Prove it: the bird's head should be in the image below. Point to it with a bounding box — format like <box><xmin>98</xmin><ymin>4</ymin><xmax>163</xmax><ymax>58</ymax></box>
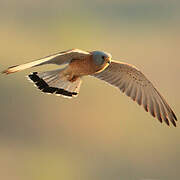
<box><xmin>92</xmin><ymin>51</ymin><xmax>112</xmax><ymax>66</ymax></box>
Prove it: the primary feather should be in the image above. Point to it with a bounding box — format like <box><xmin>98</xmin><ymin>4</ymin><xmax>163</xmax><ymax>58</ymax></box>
<box><xmin>92</xmin><ymin>60</ymin><xmax>177</xmax><ymax>127</ymax></box>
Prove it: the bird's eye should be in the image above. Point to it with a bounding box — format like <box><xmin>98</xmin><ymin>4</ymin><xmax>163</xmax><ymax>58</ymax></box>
<box><xmin>102</xmin><ymin>56</ymin><xmax>105</xmax><ymax>60</ymax></box>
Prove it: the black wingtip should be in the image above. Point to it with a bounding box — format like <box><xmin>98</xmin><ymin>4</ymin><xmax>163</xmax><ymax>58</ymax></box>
<box><xmin>28</xmin><ymin>72</ymin><xmax>77</xmax><ymax>97</ymax></box>
<box><xmin>171</xmin><ymin>120</ymin><xmax>177</xmax><ymax>127</ymax></box>
<box><xmin>172</xmin><ymin>111</ymin><xmax>177</xmax><ymax>121</ymax></box>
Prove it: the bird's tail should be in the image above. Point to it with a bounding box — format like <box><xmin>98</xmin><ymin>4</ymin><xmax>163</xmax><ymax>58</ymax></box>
<box><xmin>2</xmin><ymin>58</ymin><xmax>49</xmax><ymax>74</ymax></box>
<box><xmin>28</xmin><ymin>68</ymin><xmax>82</xmax><ymax>98</ymax></box>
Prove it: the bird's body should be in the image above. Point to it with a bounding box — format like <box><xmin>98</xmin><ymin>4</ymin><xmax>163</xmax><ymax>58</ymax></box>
<box><xmin>2</xmin><ymin>49</ymin><xmax>177</xmax><ymax>126</ymax></box>
<box><xmin>66</xmin><ymin>56</ymin><xmax>99</xmax><ymax>77</ymax></box>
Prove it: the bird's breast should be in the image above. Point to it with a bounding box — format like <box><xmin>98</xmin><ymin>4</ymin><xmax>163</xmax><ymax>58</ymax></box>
<box><xmin>66</xmin><ymin>56</ymin><xmax>105</xmax><ymax>76</ymax></box>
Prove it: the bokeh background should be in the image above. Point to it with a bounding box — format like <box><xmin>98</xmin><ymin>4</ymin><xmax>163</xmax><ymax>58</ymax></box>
<box><xmin>0</xmin><ymin>0</ymin><xmax>180</xmax><ymax>180</ymax></box>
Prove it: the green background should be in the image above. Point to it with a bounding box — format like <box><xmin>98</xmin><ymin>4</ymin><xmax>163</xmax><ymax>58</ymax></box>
<box><xmin>0</xmin><ymin>0</ymin><xmax>180</xmax><ymax>180</ymax></box>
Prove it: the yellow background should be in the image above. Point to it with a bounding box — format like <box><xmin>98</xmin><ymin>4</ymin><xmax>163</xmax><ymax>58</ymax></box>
<box><xmin>0</xmin><ymin>1</ymin><xmax>180</xmax><ymax>180</ymax></box>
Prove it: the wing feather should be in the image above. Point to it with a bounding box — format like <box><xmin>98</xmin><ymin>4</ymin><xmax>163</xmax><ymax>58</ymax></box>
<box><xmin>2</xmin><ymin>49</ymin><xmax>90</xmax><ymax>74</ymax></box>
<box><xmin>130</xmin><ymin>85</ymin><xmax>137</xmax><ymax>101</ymax></box>
<box><xmin>44</xmin><ymin>49</ymin><xmax>90</xmax><ymax>65</ymax></box>
<box><xmin>92</xmin><ymin>60</ymin><xmax>177</xmax><ymax>126</ymax></box>
<box><xmin>136</xmin><ymin>86</ymin><xmax>142</xmax><ymax>105</ymax></box>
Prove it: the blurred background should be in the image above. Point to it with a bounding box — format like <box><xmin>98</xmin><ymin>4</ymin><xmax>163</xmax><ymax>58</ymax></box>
<box><xmin>0</xmin><ymin>0</ymin><xmax>180</xmax><ymax>180</ymax></box>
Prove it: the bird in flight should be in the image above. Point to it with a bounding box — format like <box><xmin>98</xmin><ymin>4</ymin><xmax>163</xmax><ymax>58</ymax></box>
<box><xmin>2</xmin><ymin>49</ymin><xmax>177</xmax><ymax>126</ymax></box>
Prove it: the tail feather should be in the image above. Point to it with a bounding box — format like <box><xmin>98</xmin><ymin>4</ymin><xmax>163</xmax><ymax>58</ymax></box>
<box><xmin>28</xmin><ymin>69</ymin><xmax>82</xmax><ymax>98</ymax></box>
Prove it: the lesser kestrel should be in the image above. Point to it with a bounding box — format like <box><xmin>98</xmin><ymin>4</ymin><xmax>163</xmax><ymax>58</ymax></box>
<box><xmin>2</xmin><ymin>49</ymin><xmax>177</xmax><ymax>126</ymax></box>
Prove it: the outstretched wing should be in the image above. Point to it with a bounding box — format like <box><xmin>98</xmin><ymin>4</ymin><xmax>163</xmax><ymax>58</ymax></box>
<box><xmin>41</xmin><ymin>49</ymin><xmax>90</xmax><ymax>65</ymax></box>
<box><xmin>92</xmin><ymin>60</ymin><xmax>177</xmax><ymax>126</ymax></box>
<box><xmin>2</xmin><ymin>49</ymin><xmax>90</xmax><ymax>74</ymax></box>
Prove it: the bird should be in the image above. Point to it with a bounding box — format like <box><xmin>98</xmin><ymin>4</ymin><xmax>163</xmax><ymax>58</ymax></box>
<box><xmin>2</xmin><ymin>49</ymin><xmax>177</xmax><ymax>126</ymax></box>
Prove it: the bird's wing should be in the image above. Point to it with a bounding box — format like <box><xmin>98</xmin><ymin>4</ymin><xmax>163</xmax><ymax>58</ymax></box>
<box><xmin>92</xmin><ymin>60</ymin><xmax>177</xmax><ymax>126</ymax></box>
<box><xmin>2</xmin><ymin>49</ymin><xmax>90</xmax><ymax>74</ymax></box>
<box><xmin>42</xmin><ymin>49</ymin><xmax>90</xmax><ymax>65</ymax></box>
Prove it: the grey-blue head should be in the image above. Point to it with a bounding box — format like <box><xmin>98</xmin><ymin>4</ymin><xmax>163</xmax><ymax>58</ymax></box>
<box><xmin>92</xmin><ymin>51</ymin><xmax>112</xmax><ymax>66</ymax></box>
